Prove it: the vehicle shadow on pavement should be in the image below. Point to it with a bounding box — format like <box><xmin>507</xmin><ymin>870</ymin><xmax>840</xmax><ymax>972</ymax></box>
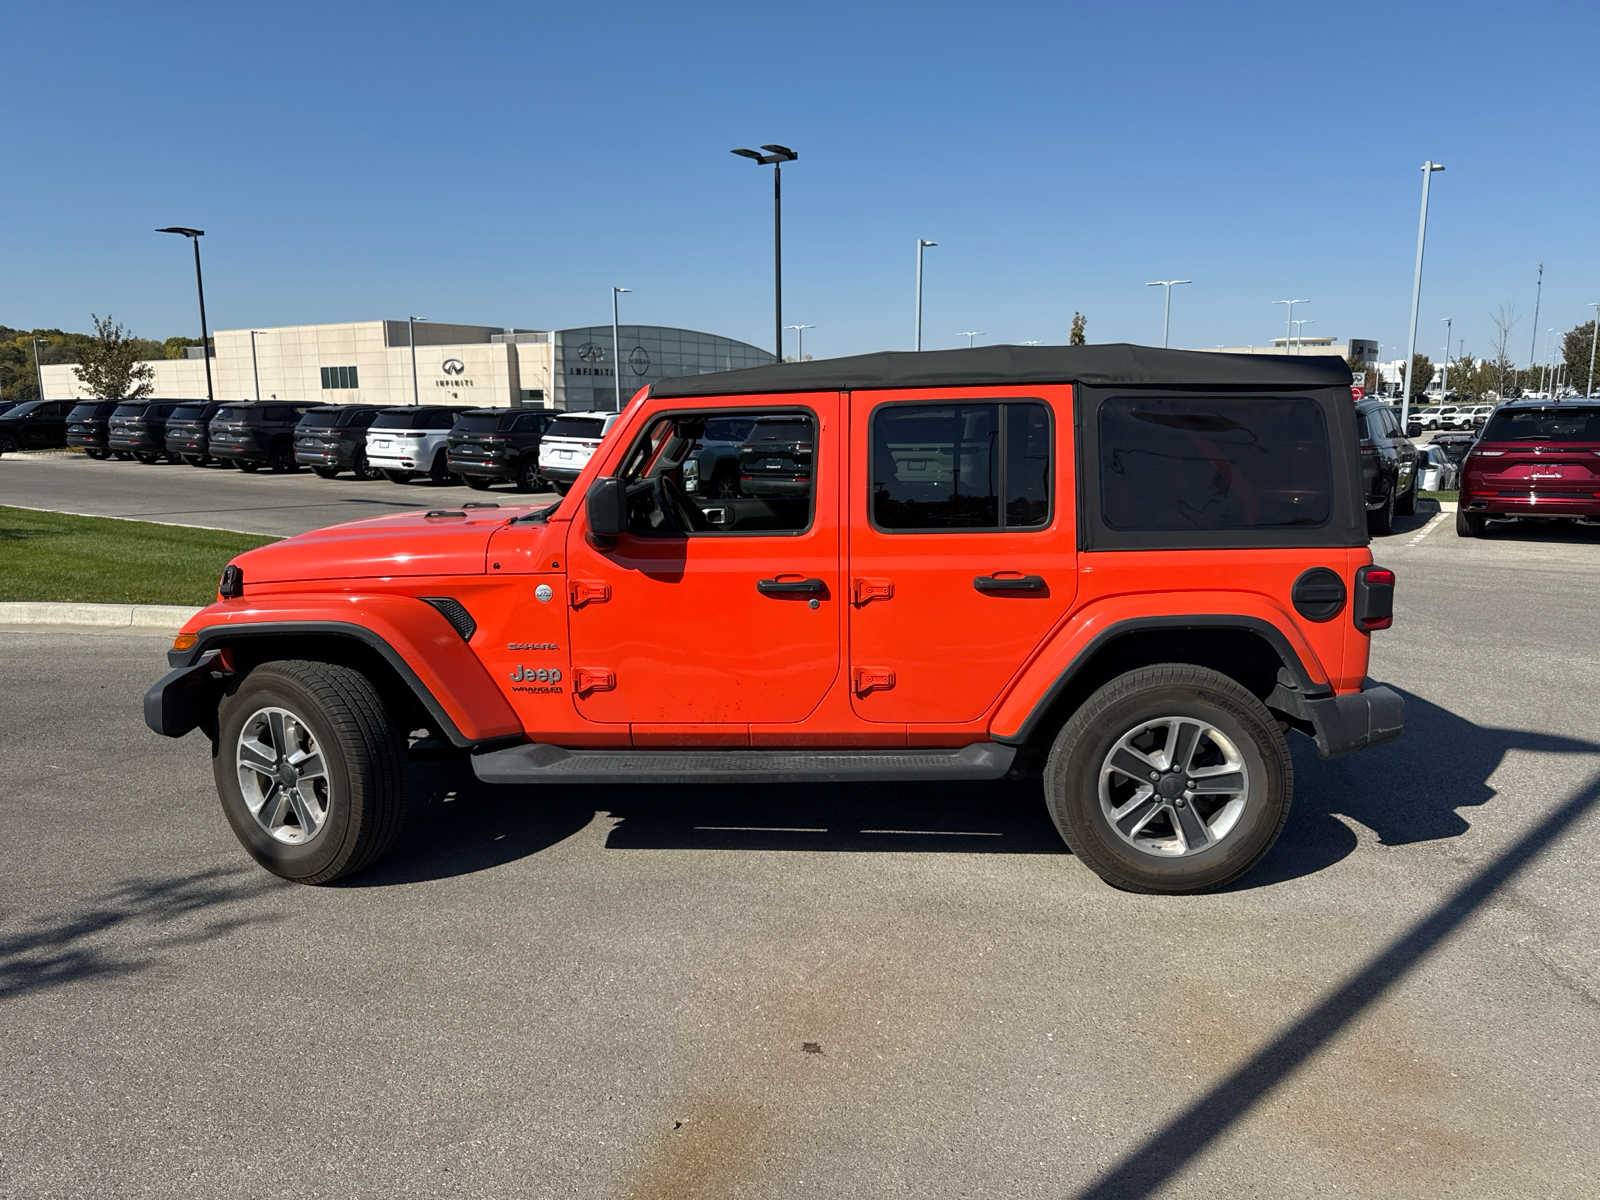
<box><xmin>1235</xmin><ymin>688</ymin><xmax>1599</xmax><ymax>890</ymax></box>
<box><xmin>0</xmin><ymin>866</ymin><xmax>287</xmax><ymax>1004</ymax></box>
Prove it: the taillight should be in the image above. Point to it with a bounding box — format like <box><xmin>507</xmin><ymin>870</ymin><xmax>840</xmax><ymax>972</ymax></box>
<box><xmin>1471</xmin><ymin>449</ymin><xmax>1503</xmax><ymax>458</ymax></box>
<box><xmin>1353</xmin><ymin>564</ymin><xmax>1395</xmax><ymax>632</ymax></box>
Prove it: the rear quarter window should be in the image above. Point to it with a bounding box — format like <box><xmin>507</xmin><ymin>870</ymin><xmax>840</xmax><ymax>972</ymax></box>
<box><xmin>1098</xmin><ymin>395</ymin><xmax>1332</xmax><ymax>532</ymax></box>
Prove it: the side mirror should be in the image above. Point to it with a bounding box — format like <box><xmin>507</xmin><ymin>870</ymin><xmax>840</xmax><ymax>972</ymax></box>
<box><xmin>586</xmin><ymin>476</ymin><xmax>625</xmax><ymax>547</ymax></box>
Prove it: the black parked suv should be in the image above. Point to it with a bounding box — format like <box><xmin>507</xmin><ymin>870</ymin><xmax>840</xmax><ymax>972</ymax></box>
<box><xmin>446</xmin><ymin>408</ymin><xmax>559</xmax><ymax>492</ymax></box>
<box><xmin>0</xmin><ymin>399</ymin><xmax>71</xmax><ymax>452</ymax></box>
<box><xmin>164</xmin><ymin>401</ymin><xmax>225</xmax><ymax>466</ymax></box>
<box><xmin>294</xmin><ymin>404</ymin><xmax>386</xmax><ymax>479</ymax></box>
<box><xmin>683</xmin><ymin>415</ymin><xmax>756</xmax><ymax>497</ymax></box>
<box><xmin>737</xmin><ymin>414</ymin><xmax>815</xmax><ymax>497</ymax></box>
<box><xmin>65</xmin><ymin>400</ymin><xmax>120</xmax><ymax>458</ymax></box>
<box><xmin>108</xmin><ymin>400</ymin><xmax>184</xmax><ymax>463</ymax></box>
<box><xmin>1356</xmin><ymin>398</ymin><xmax>1419</xmax><ymax>535</ymax></box>
<box><xmin>209</xmin><ymin>402</ymin><xmax>314</xmax><ymax>472</ymax></box>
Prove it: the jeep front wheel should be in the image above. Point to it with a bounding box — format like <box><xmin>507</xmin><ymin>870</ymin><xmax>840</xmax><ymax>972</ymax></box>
<box><xmin>1043</xmin><ymin>663</ymin><xmax>1291</xmax><ymax>894</ymax></box>
<box><xmin>213</xmin><ymin>660</ymin><xmax>405</xmax><ymax>884</ymax></box>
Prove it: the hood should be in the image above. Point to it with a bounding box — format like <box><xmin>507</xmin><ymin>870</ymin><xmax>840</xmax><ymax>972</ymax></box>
<box><xmin>233</xmin><ymin>506</ymin><xmax>544</xmax><ymax>585</ymax></box>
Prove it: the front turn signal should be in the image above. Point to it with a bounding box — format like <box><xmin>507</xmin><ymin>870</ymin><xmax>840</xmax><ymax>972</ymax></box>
<box><xmin>172</xmin><ymin>633</ymin><xmax>198</xmax><ymax>652</ymax></box>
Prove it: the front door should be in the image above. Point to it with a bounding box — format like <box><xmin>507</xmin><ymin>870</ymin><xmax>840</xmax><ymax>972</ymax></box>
<box><xmin>847</xmin><ymin>386</ymin><xmax>1077</xmax><ymax>726</ymax></box>
<box><xmin>564</xmin><ymin>394</ymin><xmax>842</xmax><ymax>731</ymax></box>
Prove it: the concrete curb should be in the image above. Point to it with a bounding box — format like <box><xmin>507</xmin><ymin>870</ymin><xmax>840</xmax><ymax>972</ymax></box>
<box><xmin>0</xmin><ymin>602</ymin><xmax>201</xmax><ymax>630</ymax></box>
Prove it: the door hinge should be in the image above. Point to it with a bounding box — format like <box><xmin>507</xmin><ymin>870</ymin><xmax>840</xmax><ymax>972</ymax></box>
<box><xmin>569</xmin><ymin>579</ymin><xmax>612</xmax><ymax>608</ymax></box>
<box><xmin>573</xmin><ymin>668</ymin><xmax>616</xmax><ymax>696</ymax></box>
<box><xmin>852</xmin><ymin>578</ymin><xmax>894</xmax><ymax>606</ymax></box>
<box><xmin>852</xmin><ymin>667</ymin><xmax>896</xmax><ymax>696</ymax></box>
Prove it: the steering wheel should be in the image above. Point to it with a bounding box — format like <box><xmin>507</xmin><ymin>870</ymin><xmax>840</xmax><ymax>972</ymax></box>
<box><xmin>653</xmin><ymin>472</ymin><xmax>714</xmax><ymax>533</ymax></box>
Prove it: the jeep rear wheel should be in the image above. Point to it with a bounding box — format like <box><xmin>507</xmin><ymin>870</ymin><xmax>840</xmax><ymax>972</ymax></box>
<box><xmin>1043</xmin><ymin>664</ymin><xmax>1292</xmax><ymax>894</ymax></box>
<box><xmin>213</xmin><ymin>660</ymin><xmax>404</xmax><ymax>884</ymax></box>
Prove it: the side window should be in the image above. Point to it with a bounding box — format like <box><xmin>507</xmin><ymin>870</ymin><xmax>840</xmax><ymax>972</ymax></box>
<box><xmin>1098</xmin><ymin>395</ymin><xmax>1332</xmax><ymax>532</ymax></box>
<box><xmin>622</xmin><ymin>409</ymin><xmax>817</xmax><ymax>536</ymax></box>
<box><xmin>870</xmin><ymin>401</ymin><xmax>1052</xmax><ymax>531</ymax></box>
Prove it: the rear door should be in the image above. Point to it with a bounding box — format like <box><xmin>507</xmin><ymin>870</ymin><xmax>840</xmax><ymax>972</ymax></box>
<box><xmin>846</xmin><ymin>386</ymin><xmax>1076</xmax><ymax>725</ymax></box>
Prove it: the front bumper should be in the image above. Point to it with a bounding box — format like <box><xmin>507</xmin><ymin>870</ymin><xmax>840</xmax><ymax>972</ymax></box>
<box><xmin>1296</xmin><ymin>685</ymin><xmax>1405</xmax><ymax>759</ymax></box>
<box><xmin>143</xmin><ymin>651</ymin><xmax>229</xmax><ymax>738</ymax></box>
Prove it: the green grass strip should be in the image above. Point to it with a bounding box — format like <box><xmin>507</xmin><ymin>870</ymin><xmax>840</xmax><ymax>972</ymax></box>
<box><xmin>0</xmin><ymin>506</ymin><xmax>277</xmax><ymax>605</ymax></box>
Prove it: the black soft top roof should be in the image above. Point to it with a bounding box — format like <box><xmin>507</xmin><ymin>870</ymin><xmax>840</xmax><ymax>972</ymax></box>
<box><xmin>650</xmin><ymin>343</ymin><xmax>1351</xmax><ymax>399</ymax></box>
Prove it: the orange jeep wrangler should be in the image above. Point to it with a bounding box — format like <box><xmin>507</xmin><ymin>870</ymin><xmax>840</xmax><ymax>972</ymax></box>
<box><xmin>145</xmin><ymin>345</ymin><xmax>1402</xmax><ymax>893</ymax></box>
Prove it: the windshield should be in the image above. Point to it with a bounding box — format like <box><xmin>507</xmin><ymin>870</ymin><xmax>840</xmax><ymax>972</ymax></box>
<box><xmin>1481</xmin><ymin>406</ymin><xmax>1600</xmax><ymax>442</ymax></box>
<box><xmin>547</xmin><ymin>415</ymin><xmax>609</xmax><ymax>439</ymax></box>
<box><xmin>6</xmin><ymin>400</ymin><xmax>48</xmax><ymax>417</ymax></box>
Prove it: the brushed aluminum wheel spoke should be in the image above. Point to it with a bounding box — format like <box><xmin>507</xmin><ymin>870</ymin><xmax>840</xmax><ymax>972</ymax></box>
<box><xmin>235</xmin><ymin>706</ymin><xmax>333</xmax><ymax>846</ymax></box>
<box><xmin>1172</xmin><ymin>801</ymin><xmax>1211</xmax><ymax>851</ymax></box>
<box><xmin>1099</xmin><ymin>715</ymin><xmax>1250</xmax><ymax>859</ymax></box>
<box><xmin>238</xmin><ymin>738</ymin><xmax>277</xmax><ymax>778</ymax></box>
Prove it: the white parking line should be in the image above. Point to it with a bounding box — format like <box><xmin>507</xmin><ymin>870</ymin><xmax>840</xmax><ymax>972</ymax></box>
<box><xmin>1406</xmin><ymin>511</ymin><xmax>1448</xmax><ymax>547</ymax></box>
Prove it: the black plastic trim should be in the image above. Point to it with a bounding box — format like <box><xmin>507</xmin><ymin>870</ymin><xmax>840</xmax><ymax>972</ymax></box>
<box><xmin>470</xmin><ymin>741</ymin><xmax>1016</xmax><ymax>785</ymax></box>
<box><xmin>1290</xmin><ymin>567</ymin><xmax>1346</xmax><ymax>622</ymax></box>
<box><xmin>1296</xmin><ymin>685</ymin><xmax>1405</xmax><ymax>758</ymax></box>
<box><xmin>167</xmin><ymin>621</ymin><xmax>480</xmax><ymax>748</ymax></box>
<box><xmin>143</xmin><ymin>651</ymin><xmax>227</xmax><ymax>738</ymax></box>
<box><xmin>998</xmin><ymin>614</ymin><xmax>1329</xmax><ymax>747</ymax></box>
<box><xmin>421</xmin><ymin>596</ymin><xmax>476</xmax><ymax>641</ymax></box>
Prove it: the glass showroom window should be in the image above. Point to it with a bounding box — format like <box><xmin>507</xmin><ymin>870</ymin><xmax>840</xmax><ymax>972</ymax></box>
<box><xmin>320</xmin><ymin>366</ymin><xmax>360</xmax><ymax>389</ymax></box>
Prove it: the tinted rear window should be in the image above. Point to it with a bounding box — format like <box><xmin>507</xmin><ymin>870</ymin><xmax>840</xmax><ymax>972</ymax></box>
<box><xmin>547</xmin><ymin>415</ymin><xmax>609</xmax><ymax>439</ymax></box>
<box><xmin>111</xmin><ymin>403</ymin><xmax>146</xmax><ymax>419</ymax></box>
<box><xmin>69</xmin><ymin>403</ymin><xmax>107</xmax><ymax>419</ymax></box>
<box><xmin>298</xmin><ymin>409</ymin><xmax>341</xmax><ymax>428</ymax></box>
<box><xmin>744</xmin><ymin>418</ymin><xmax>813</xmax><ymax>445</ymax></box>
<box><xmin>1099</xmin><ymin>395</ymin><xmax>1332</xmax><ymax>531</ymax></box>
<box><xmin>372</xmin><ymin>410</ymin><xmax>438</xmax><ymax>430</ymax></box>
<box><xmin>169</xmin><ymin>404</ymin><xmax>210</xmax><ymax>421</ymax></box>
<box><xmin>1481</xmin><ymin>406</ymin><xmax>1600</xmax><ymax>442</ymax></box>
<box><xmin>453</xmin><ymin>412</ymin><xmax>508</xmax><ymax>433</ymax></box>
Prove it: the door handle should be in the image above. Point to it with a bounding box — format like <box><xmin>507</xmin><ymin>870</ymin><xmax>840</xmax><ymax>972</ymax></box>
<box><xmin>757</xmin><ymin>577</ymin><xmax>827</xmax><ymax>597</ymax></box>
<box><xmin>973</xmin><ymin>573</ymin><xmax>1046</xmax><ymax>594</ymax></box>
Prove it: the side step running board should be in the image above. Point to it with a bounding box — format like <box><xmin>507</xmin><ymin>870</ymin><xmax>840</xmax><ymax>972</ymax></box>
<box><xmin>469</xmin><ymin>742</ymin><xmax>1016</xmax><ymax>785</ymax></box>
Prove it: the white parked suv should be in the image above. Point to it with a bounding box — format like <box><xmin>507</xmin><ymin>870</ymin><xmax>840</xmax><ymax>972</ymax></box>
<box><xmin>364</xmin><ymin>406</ymin><xmax>465</xmax><ymax>484</ymax></box>
<box><xmin>537</xmin><ymin>411</ymin><xmax>620</xmax><ymax>494</ymax></box>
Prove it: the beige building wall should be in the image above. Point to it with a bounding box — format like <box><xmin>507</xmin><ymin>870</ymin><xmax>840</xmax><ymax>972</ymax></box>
<box><xmin>41</xmin><ymin>358</ymin><xmax>215</xmax><ymax>400</ymax></box>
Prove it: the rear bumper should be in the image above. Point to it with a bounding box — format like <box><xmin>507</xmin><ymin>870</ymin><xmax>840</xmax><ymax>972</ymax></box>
<box><xmin>741</xmin><ymin>476</ymin><xmax>811</xmax><ymax>497</ymax></box>
<box><xmin>66</xmin><ymin>432</ymin><xmax>107</xmax><ymax>448</ymax></box>
<box><xmin>108</xmin><ymin>434</ymin><xmax>162</xmax><ymax>452</ymax></box>
<box><xmin>538</xmin><ymin>465</ymin><xmax>582</xmax><ymax>485</ymax></box>
<box><xmin>1296</xmin><ymin>685</ymin><xmax>1406</xmax><ymax>759</ymax></box>
<box><xmin>449</xmin><ymin>457</ymin><xmax>510</xmax><ymax>479</ymax></box>
<box><xmin>143</xmin><ymin>652</ymin><xmax>228</xmax><ymax>738</ymax></box>
<box><xmin>294</xmin><ymin>446</ymin><xmax>348</xmax><ymax>467</ymax></box>
<box><xmin>210</xmin><ymin>439</ymin><xmax>269</xmax><ymax>462</ymax></box>
<box><xmin>1462</xmin><ymin>492</ymin><xmax>1600</xmax><ymax>518</ymax></box>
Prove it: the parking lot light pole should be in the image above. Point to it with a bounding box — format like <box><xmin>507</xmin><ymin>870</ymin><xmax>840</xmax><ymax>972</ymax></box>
<box><xmin>249</xmin><ymin>330</ymin><xmax>263</xmax><ymax>402</ymax></box>
<box><xmin>156</xmin><ymin>227</ymin><xmax>214</xmax><ymax>405</ymax></box>
<box><xmin>31</xmin><ymin>335</ymin><xmax>49</xmax><ymax>400</ymax></box>
<box><xmin>915</xmin><ymin>239</ymin><xmax>937</xmax><ymax>350</ymax></box>
<box><xmin>731</xmin><ymin>144</ymin><xmax>797</xmax><ymax>359</ymax></box>
<box><xmin>1587</xmin><ymin>302</ymin><xmax>1599</xmax><ymax>398</ymax></box>
<box><xmin>1145</xmin><ymin>279</ymin><xmax>1191</xmax><ymax>348</ymax></box>
<box><xmin>1400</xmin><ymin>161</ymin><xmax>1444</xmax><ymax>434</ymax></box>
<box><xmin>785</xmin><ymin>322</ymin><xmax>814</xmax><ymax>362</ymax></box>
<box><xmin>408</xmin><ymin>316</ymin><xmax>426</xmax><ymax>406</ymax></box>
<box><xmin>960</xmin><ymin>330</ymin><xmax>985</xmax><ymax>348</ymax></box>
<box><xmin>612</xmin><ymin>287</ymin><xmax>630</xmax><ymax>411</ymax></box>
<box><xmin>1439</xmin><ymin>317</ymin><xmax>1452</xmax><ymax>399</ymax></box>
<box><xmin>1273</xmin><ymin>298</ymin><xmax>1309</xmax><ymax>355</ymax></box>
<box><xmin>1291</xmin><ymin>319</ymin><xmax>1315</xmax><ymax>352</ymax></box>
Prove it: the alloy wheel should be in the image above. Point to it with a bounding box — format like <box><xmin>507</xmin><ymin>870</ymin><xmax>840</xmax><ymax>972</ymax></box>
<box><xmin>235</xmin><ymin>706</ymin><xmax>332</xmax><ymax>845</ymax></box>
<box><xmin>1097</xmin><ymin>715</ymin><xmax>1249</xmax><ymax>857</ymax></box>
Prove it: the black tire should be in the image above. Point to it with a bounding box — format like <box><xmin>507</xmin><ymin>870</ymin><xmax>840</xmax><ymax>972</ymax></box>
<box><xmin>1043</xmin><ymin>663</ymin><xmax>1292</xmax><ymax>894</ymax></box>
<box><xmin>428</xmin><ymin>450</ymin><xmax>455</xmax><ymax>485</ymax></box>
<box><xmin>238</xmin><ymin>460</ymin><xmax>261</xmax><ymax>473</ymax></box>
<box><xmin>312</xmin><ymin>466</ymin><xmax>340</xmax><ymax>480</ymax></box>
<box><xmin>113</xmin><ymin>450</ymin><xmax>133</xmax><ymax>460</ymax></box>
<box><xmin>183</xmin><ymin>455</ymin><xmax>208</xmax><ymax>467</ymax></box>
<box><xmin>212</xmin><ymin>660</ymin><xmax>405</xmax><ymax>884</ymax></box>
<box><xmin>352</xmin><ymin>447</ymin><xmax>376</xmax><ymax>480</ymax></box>
<box><xmin>0</xmin><ymin>435</ymin><xmax>17</xmax><ymax>453</ymax></box>
<box><xmin>1456</xmin><ymin>508</ymin><xmax>1486</xmax><ymax>537</ymax></box>
<box><xmin>1395</xmin><ymin>472</ymin><xmax>1417</xmax><ymax>516</ymax></box>
<box><xmin>269</xmin><ymin>443</ymin><xmax>298</xmax><ymax>473</ymax></box>
<box><xmin>134</xmin><ymin>452</ymin><xmax>158</xmax><ymax>465</ymax></box>
<box><xmin>463</xmin><ymin>475</ymin><xmax>493</xmax><ymax>491</ymax></box>
<box><xmin>552</xmin><ymin>481</ymin><xmax>572</xmax><ymax>496</ymax></box>
<box><xmin>1367</xmin><ymin>482</ymin><xmax>1396</xmax><ymax>536</ymax></box>
<box><xmin>708</xmin><ymin>469</ymin><xmax>740</xmax><ymax>499</ymax></box>
<box><xmin>382</xmin><ymin>469</ymin><xmax>412</xmax><ymax>484</ymax></box>
<box><xmin>515</xmin><ymin>458</ymin><xmax>541</xmax><ymax>493</ymax></box>
<box><xmin>85</xmin><ymin>448</ymin><xmax>111</xmax><ymax>460</ymax></box>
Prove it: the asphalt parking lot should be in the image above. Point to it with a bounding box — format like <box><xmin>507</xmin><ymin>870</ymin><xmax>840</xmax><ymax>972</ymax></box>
<box><xmin>0</xmin><ymin>451</ymin><xmax>557</xmax><ymax>537</ymax></box>
<box><xmin>2</xmin><ymin>503</ymin><xmax>1598</xmax><ymax>1197</ymax></box>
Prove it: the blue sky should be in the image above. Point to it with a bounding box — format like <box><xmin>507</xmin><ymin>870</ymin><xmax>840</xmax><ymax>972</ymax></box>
<box><xmin>8</xmin><ymin>0</ymin><xmax>1597</xmax><ymax>365</ymax></box>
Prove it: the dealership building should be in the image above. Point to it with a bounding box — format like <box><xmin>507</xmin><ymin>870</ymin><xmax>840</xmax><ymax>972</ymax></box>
<box><xmin>41</xmin><ymin>320</ymin><xmax>775</xmax><ymax>411</ymax></box>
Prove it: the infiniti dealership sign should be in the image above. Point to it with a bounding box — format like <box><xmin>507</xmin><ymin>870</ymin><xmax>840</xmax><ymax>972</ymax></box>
<box><xmin>436</xmin><ymin>356</ymin><xmax>474</xmax><ymax>387</ymax></box>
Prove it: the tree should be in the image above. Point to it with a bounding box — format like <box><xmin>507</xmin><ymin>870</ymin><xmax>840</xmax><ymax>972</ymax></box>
<box><xmin>73</xmin><ymin>314</ymin><xmax>154</xmax><ymax>401</ymax></box>
<box><xmin>1561</xmin><ymin>319</ymin><xmax>1598</xmax><ymax>397</ymax></box>
<box><xmin>1069</xmin><ymin>312</ymin><xmax>1086</xmax><ymax>345</ymax></box>
<box><xmin>162</xmin><ymin>335</ymin><xmax>200</xmax><ymax>359</ymax></box>
<box><xmin>1489</xmin><ymin>304</ymin><xmax>1518</xmax><ymax>397</ymax></box>
<box><xmin>1408</xmin><ymin>354</ymin><xmax>1434</xmax><ymax>398</ymax></box>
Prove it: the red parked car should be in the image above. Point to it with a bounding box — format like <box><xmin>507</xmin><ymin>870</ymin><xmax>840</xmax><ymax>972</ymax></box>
<box><xmin>1457</xmin><ymin>400</ymin><xmax>1600</xmax><ymax>536</ymax></box>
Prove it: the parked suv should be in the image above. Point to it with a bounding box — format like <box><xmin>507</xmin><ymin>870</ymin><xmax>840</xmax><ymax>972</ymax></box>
<box><xmin>146</xmin><ymin>344</ymin><xmax>1402</xmax><ymax>894</ymax></box>
<box><xmin>447</xmin><ymin>407</ymin><xmax>560</xmax><ymax>492</ymax></box>
<box><xmin>537</xmin><ymin>411</ymin><xmax>620</xmax><ymax>494</ymax></box>
<box><xmin>682</xmin><ymin>415</ymin><xmax>756</xmax><ymax>497</ymax></box>
<box><xmin>208</xmin><ymin>402</ymin><xmax>313</xmax><ymax>472</ymax></box>
<box><xmin>363</xmin><ymin>406</ymin><xmax>464</xmax><ymax>484</ymax></box>
<box><xmin>164</xmin><ymin>401</ymin><xmax>225</xmax><ymax>466</ymax></box>
<box><xmin>107</xmin><ymin>400</ymin><xmax>184</xmax><ymax>463</ymax></box>
<box><xmin>294</xmin><ymin>404</ymin><xmax>386</xmax><ymax>479</ymax></box>
<box><xmin>65</xmin><ymin>400</ymin><xmax>120</xmax><ymax>459</ymax></box>
<box><xmin>0</xmin><ymin>399</ymin><xmax>71</xmax><ymax>452</ymax></box>
<box><xmin>1457</xmin><ymin>400</ymin><xmax>1600</xmax><ymax>536</ymax></box>
<box><xmin>1356</xmin><ymin>398</ymin><xmax>1418</xmax><ymax>534</ymax></box>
